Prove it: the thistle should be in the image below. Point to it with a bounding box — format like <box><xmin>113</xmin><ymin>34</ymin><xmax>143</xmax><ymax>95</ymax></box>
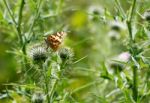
<box><xmin>58</xmin><ymin>47</ymin><xmax>74</xmax><ymax>64</ymax></box>
<box><xmin>109</xmin><ymin>52</ymin><xmax>131</xmax><ymax>73</ymax></box>
<box><xmin>88</xmin><ymin>5</ymin><xmax>104</xmax><ymax>21</ymax></box>
<box><xmin>31</xmin><ymin>91</ymin><xmax>45</xmax><ymax>103</ymax></box>
<box><xmin>27</xmin><ymin>43</ymin><xmax>48</xmax><ymax>62</ymax></box>
<box><xmin>110</xmin><ymin>21</ymin><xmax>126</xmax><ymax>31</ymax></box>
<box><xmin>143</xmin><ymin>9</ymin><xmax>150</xmax><ymax>21</ymax></box>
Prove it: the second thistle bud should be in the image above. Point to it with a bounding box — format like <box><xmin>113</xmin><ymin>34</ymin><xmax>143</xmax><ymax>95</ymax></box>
<box><xmin>143</xmin><ymin>9</ymin><xmax>150</xmax><ymax>21</ymax></box>
<box><xmin>143</xmin><ymin>9</ymin><xmax>150</xmax><ymax>31</ymax></box>
<box><xmin>58</xmin><ymin>47</ymin><xmax>74</xmax><ymax>64</ymax></box>
<box><xmin>109</xmin><ymin>21</ymin><xmax>126</xmax><ymax>32</ymax></box>
<box><xmin>109</xmin><ymin>52</ymin><xmax>131</xmax><ymax>73</ymax></box>
<box><xmin>27</xmin><ymin>43</ymin><xmax>48</xmax><ymax>63</ymax></box>
<box><xmin>31</xmin><ymin>91</ymin><xmax>45</xmax><ymax>103</ymax></box>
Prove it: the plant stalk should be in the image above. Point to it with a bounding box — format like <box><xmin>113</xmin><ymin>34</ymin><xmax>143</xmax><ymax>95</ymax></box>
<box><xmin>126</xmin><ymin>0</ymin><xmax>137</xmax><ymax>42</ymax></box>
<box><xmin>3</xmin><ymin>0</ymin><xmax>21</xmax><ymax>44</ymax></box>
<box><xmin>41</xmin><ymin>62</ymin><xmax>50</xmax><ymax>103</ymax></box>
<box><xmin>49</xmin><ymin>63</ymin><xmax>64</xmax><ymax>103</ymax></box>
<box><xmin>3</xmin><ymin>0</ymin><xmax>17</xmax><ymax>25</ymax></box>
<box><xmin>49</xmin><ymin>79</ymin><xmax>58</xmax><ymax>103</ymax></box>
<box><xmin>17</xmin><ymin>0</ymin><xmax>25</xmax><ymax>46</ymax></box>
<box><xmin>126</xmin><ymin>0</ymin><xmax>138</xmax><ymax>102</ymax></box>
<box><xmin>43</xmin><ymin>71</ymin><xmax>50</xmax><ymax>103</ymax></box>
<box><xmin>133</xmin><ymin>65</ymin><xmax>138</xmax><ymax>101</ymax></box>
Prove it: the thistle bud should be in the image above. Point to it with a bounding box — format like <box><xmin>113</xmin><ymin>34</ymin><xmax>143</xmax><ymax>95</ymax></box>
<box><xmin>88</xmin><ymin>5</ymin><xmax>104</xmax><ymax>21</ymax></box>
<box><xmin>27</xmin><ymin>43</ymin><xmax>47</xmax><ymax>62</ymax></box>
<box><xmin>117</xmin><ymin>52</ymin><xmax>131</xmax><ymax>63</ymax></box>
<box><xmin>108</xmin><ymin>30</ymin><xmax>120</xmax><ymax>40</ymax></box>
<box><xmin>110</xmin><ymin>62</ymin><xmax>123</xmax><ymax>72</ymax></box>
<box><xmin>109</xmin><ymin>52</ymin><xmax>130</xmax><ymax>73</ymax></box>
<box><xmin>143</xmin><ymin>9</ymin><xmax>150</xmax><ymax>21</ymax></box>
<box><xmin>31</xmin><ymin>91</ymin><xmax>45</xmax><ymax>103</ymax></box>
<box><xmin>58</xmin><ymin>47</ymin><xmax>74</xmax><ymax>64</ymax></box>
<box><xmin>109</xmin><ymin>21</ymin><xmax>126</xmax><ymax>32</ymax></box>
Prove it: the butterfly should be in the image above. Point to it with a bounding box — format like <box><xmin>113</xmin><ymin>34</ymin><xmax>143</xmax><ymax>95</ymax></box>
<box><xmin>45</xmin><ymin>31</ymin><xmax>67</xmax><ymax>51</ymax></box>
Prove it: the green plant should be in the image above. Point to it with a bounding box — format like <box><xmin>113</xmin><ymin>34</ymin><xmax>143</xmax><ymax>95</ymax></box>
<box><xmin>0</xmin><ymin>0</ymin><xmax>150</xmax><ymax>103</ymax></box>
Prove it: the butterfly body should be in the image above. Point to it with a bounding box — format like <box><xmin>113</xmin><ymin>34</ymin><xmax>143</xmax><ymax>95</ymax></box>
<box><xmin>45</xmin><ymin>31</ymin><xmax>66</xmax><ymax>51</ymax></box>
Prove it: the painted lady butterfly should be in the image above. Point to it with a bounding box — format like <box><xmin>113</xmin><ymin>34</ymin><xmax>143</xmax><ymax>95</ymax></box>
<box><xmin>45</xmin><ymin>31</ymin><xmax>67</xmax><ymax>51</ymax></box>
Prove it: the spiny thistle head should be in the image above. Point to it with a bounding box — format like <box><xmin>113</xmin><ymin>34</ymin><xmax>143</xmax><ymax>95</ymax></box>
<box><xmin>109</xmin><ymin>52</ymin><xmax>130</xmax><ymax>73</ymax></box>
<box><xmin>143</xmin><ymin>9</ymin><xmax>150</xmax><ymax>21</ymax></box>
<box><xmin>109</xmin><ymin>21</ymin><xmax>126</xmax><ymax>32</ymax></box>
<box><xmin>88</xmin><ymin>5</ymin><xmax>104</xmax><ymax>15</ymax></box>
<box><xmin>27</xmin><ymin>43</ymin><xmax>47</xmax><ymax>62</ymax></box>
<box><xmin>109</xmin><ymin>62</ymin><xmax>123</xmax><ymax>72</ymax></box>
<box><xmin>88</xmin><ymin>5</ymin><xmax>104</xmax><ymax>21</ymax></box>
<box><xmin>58</xmin><ymin>47</ymin><xmax>74</xmax><ymax>63</ymax></box>
<box><xmin>31</xmin><ymin>91</ymin><xmax>45</xmax><ymax>103</ymax></box>
<box><xmin>117</xmin><ymin>52</ymin><xmax>131</xmax><ymax>62</ymax></box>
<box><xmin>108</xmin><ymin>30</ymin><xmax>120</xmax><ymax>40</ymax></box>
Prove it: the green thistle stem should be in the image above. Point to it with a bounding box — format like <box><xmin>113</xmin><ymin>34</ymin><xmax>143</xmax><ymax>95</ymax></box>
<box><xmin>49</xmin><ymin>62</ymin><xmax>65</xmax><ymax>103</ymax></box>
<box><xmin>3</xmin><ymin>0</ymin><xmax>24</xmax><ymax>45</ymax></box>
<box><xmin>49</xmin><ymin>78</ymin><xmax>59</xmax><ymax>103</ymax></box>
<box><xmin>41</xmin><ymin>62</ymin><xmax>50</xmax><ymax>103</ymax></box>
<box><xmin>126</xmin><ymin>0</ymin><xmax>138</xmax><ymax>101</ymax></box>
<box><xmin>133</xmin><ymin>65</ymin><xmax>138</xmax><ymax>101</ymax></box>
<box><xmin>43</xmin><ymin>71</ymin><xmax>50</xmax><ymax>103</ymax></box>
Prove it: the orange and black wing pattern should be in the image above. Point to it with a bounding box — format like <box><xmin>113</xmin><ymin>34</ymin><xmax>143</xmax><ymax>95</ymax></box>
<box><xmin>45</xmin><ymin>31</ymin><xmax>66</xmax><ymax>51</ymax></box>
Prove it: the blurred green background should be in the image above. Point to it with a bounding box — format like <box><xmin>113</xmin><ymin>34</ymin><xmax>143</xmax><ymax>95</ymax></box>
<box><xmin>0</xmin><ymin>0</ymin><xmax>150</xmax><ymax>102</ymax></box>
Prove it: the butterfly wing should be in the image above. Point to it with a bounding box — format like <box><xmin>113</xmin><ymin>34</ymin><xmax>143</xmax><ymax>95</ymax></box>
<box><xmin>45</xmin><ymin>32</ymin><xmax>66</xmax><ymax>51</ymax></box>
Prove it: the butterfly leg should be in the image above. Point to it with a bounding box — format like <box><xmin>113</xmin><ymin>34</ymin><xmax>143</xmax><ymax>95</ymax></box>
<box><xmin>44</xmin><ymin>39</ymin><xmax>49</xmax><ymax>50</ymax></box>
